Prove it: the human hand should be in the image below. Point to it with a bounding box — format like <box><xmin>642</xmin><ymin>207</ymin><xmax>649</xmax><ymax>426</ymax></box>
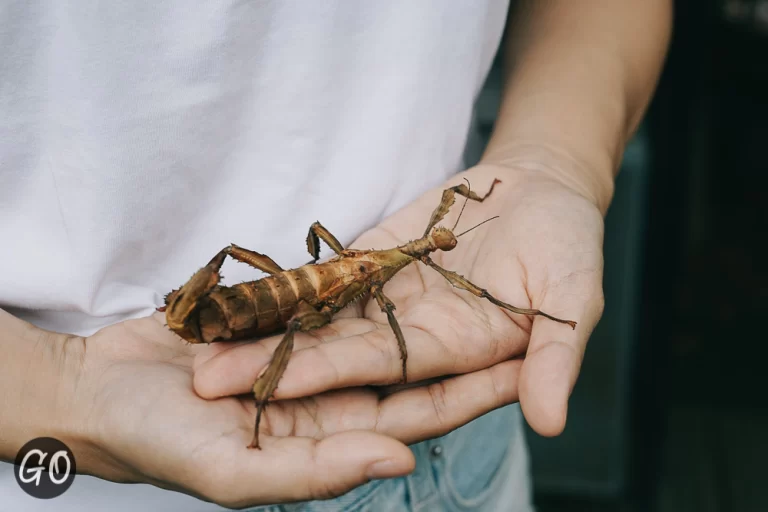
<box><xmin>55</xmin><ymin>315</ymin><xmax>429</xmax><ymax>507</ymax></box>
<box><xmin>195</xmin><ymin>162</ymin><xmax>606</xmax><ymax>439</ymax></box>
<box><xmin>56</xmin><ymin>302</ymin><xmax>538</xmax><ymax>507</ymax></box>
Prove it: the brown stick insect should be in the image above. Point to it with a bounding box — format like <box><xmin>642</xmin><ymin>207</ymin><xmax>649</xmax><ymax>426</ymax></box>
<box><xmin>158</xmin><ymin>178</ymin><xmax>577</xmax><ymax>449</ymax></box>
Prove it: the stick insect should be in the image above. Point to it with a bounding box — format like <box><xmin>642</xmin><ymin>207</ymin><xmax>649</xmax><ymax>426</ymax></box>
<box><xmin>159</xmin><ymin>178</ymin><xmax>577</xmax><ymax>449</ymax></box>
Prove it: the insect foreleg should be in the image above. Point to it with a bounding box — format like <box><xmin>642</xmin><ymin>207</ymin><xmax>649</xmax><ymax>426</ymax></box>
<box><xmin>422</xmin><ymin>178</ymin><xmax>502</xmax><ymax>237</ymax></box>
<box><xmin>306</xmin><ymin>221</ymin><xmax>345</xmax><ymax>262</ymax></box>
<box><xmin>248</xmin><ymin>300</ymin><xmax>332</xmax><ymax>449</ymax></box>
<box><xmin>371</xmin><ymin>285</ymin><xmax>408</xmax><ymax>384</ymax></box>
<box><xmin>420</xmin><ymin>256</ymin><xmax>577</xmax><ymax>330</ymax></box>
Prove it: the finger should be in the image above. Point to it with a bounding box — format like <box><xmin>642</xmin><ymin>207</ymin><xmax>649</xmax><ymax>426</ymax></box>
<box><xmin>518</xmin><ymin>275</ymin><xmax>604</xmax><ymax>437</ymax></box>
<box><xmin>193</xmin><ymin>317</ymin><xmax>379</xmax><ymax>398</ymax></box>
<box><xmin>196</xmin><ymin>299</ymin><xmax>527</xmax><ymax>400</ymax></box>
<box><xmin>198</xmin><ymin>431</ymin><xmax>415</xmax><ymax>508</ymax></box>
<box><xmin>195</xmin><ymin>324</ymin><xmax>438</xmax><ymax>399</ymax></box>
<box><xmin>375</xmin><ymin>359</ymin><xmax>522</xmax><ymax>444</ymax></box>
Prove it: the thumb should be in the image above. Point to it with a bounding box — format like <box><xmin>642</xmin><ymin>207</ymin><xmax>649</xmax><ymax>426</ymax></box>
<box><xmin>300</xmin><ymin>431</ymin><xmax>416</xmax><ymax>501</ymax></box>
<box><xmin>519</xmin><ymin>279</ymin><xmax>604</xmax><ymax>437</ymax></box>
<box><xmin>217</xmin><ymin>431</ymin><xmax>415</xmax><ymax>507</ymax></box>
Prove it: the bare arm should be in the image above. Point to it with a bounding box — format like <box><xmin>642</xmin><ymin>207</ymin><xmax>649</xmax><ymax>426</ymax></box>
<box><xmin>478</xmin><ymin>1</ymin><xmax>672</xmax><ymax>435</ymax></box>
<box><xmin>483</xmin><ymin>0</ymin><xmax>673</xmax><ymax>213</ymax></box>
<box><xmin>0</xmin><ymin>305</ymin><xmax>420</xmax><ymax>505</ymax></box>
<box><xmin>0</xmin><ymin>309</ymin><xmax>82</xmax><ymax>462</ymax></box>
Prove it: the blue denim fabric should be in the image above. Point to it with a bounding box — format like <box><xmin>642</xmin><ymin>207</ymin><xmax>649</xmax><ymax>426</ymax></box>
<box><xmin>245</xmin><ymin>404</ymin><xmax>533</xmax><ymax>512</ymax></box>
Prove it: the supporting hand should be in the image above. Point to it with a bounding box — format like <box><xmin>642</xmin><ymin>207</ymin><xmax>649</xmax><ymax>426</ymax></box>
<box><xmin>196</xmin><ymin>162</ymin><xmax>606</xmax><ymax>439</ymax></box>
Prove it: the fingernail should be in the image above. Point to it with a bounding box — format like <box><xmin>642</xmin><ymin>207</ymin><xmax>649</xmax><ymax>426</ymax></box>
<box><xmin>366</xmin><ymin>459</ymin><xmax>409</xmax><ymax>480</ymax></box>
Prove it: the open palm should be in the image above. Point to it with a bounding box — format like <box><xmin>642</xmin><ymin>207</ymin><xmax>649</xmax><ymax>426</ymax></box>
<box><xmin>195</xmin><ymin>164</ymin><xmax>606</xmax><ymax>441</ymax></box>
<box><xmin>73</xmin><ymin>307</ymin><xmax>520</xmax><ymax>507</ymax></box>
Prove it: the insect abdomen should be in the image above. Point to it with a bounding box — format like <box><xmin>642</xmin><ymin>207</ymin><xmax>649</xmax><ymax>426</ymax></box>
<box><xmin>210</xmin><ymin>267</ymin><xmax>324</xmax><ymax>338</ymax></box>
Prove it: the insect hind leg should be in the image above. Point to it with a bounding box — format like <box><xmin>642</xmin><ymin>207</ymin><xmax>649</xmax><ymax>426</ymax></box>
<box><xmin>421</xmin><ymin>256</ymin><xmax>577</xmax><ymax>329</ymax></box>
<box><xmin>306</xmin><ymin>221</ymin><xmax>345</xmax><ymax>262</ymax></box>
<box><xmin>227</xmin><ymin>244</ymin><xmax>284</xmax><ymax>275</ymax></box>
<box><xmin>249</xmin><ymin>301</ymin><xmax>331</xmax><ymax>449</ymax></box>
<box><xmin>372</xmin><ymin>286</ymin><xmax>408</xmax><ymax>384</ymax></box>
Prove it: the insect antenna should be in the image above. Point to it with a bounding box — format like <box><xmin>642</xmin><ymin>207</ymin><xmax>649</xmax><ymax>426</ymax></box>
<box><xmin>452</xmin><ymin>178</ymin><xmax>472</xmax><ymax>231</ymax></box>
<box><xmin>456</xmin><ymin>216</ymin><xmax>500</xmax><ymax>238</ymax></box>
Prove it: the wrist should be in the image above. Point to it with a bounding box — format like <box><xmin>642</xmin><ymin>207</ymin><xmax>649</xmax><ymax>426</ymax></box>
<box><xmin>479</xmin><ymin>142</ymin><xmax>615</xmax><ymax>216</ymax></box>
<box><xmin>0</xmin><ymin>309</ymin><xmax>87</xmax><ymax>465</ymax></box>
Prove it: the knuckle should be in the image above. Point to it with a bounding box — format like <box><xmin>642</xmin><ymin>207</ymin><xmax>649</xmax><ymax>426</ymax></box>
<box><xmin>585</xmin><ymin>281</ymin><xmax>606</xmax><ymax>322</ymax></box>
<box><xmin>427</xmin><ymin>380</ymin><xmax>451</xmax><ymax>426</ymax></box>
<box><xmin>310</xmin><ymin>345</ymin><xmax>342</xmax><ymax>388</ymax></box>
<box><xmin>594</xmin><ymin>290</ymin><xmax>606</xmax><ymax>317</ymax></box>
<box><xmin>361</xmin><ymin>329</ymin><xmax>400</xmax><ymax>381</ymax></box>
<box><xmin>488</xmin><ymin>367</ymin><xmax>506</xmax><ymax>407</ymax></box>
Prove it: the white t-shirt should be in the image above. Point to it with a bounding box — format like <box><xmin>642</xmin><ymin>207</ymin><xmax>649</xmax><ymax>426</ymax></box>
<box><xmin>0</xmin><ymin>2</ymin><xmax>509</xmax><ymax>510</ymax></box>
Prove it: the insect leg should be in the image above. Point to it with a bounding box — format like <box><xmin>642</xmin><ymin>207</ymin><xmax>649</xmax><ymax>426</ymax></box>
<box><xmin>227</xmin><ymin>243</ymin><xmax>284</xmax><ymax>274</ymax></box>
<box><xmin>371</xmin><ymin>285</ymin><xmax>408</xmax><ymax>384</ymax></box>
<box><xmin>423</xmin><ymin>178</ymin><xmax>502</xmax><ymax>237</ymax></box>
<box><xmin>248</xmin><ymin>300</ymin><xmax>332</xmax><ymax>449</ymax></box>
<box><xmin>306</xmin><ymin>221</ymin><xmax>345</xmax><ymax>262</ymax></box>
<box><xmin>420</xmin><ymin>256</ymin><xmax>577</xmax><ymax>329</ymax></box>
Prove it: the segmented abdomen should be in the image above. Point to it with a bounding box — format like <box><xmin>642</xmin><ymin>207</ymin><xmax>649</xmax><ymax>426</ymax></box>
<box><xmin>205</xmin><ymin>267</ymin><xmax>321</xmax><ymax>340</ymax></box>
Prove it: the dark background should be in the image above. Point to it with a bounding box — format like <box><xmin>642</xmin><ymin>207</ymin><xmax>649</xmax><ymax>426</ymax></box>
<box><xmin>471</xmin><ymin>1</ymin><xmax>768</xmax><ymax>510</ymax></box>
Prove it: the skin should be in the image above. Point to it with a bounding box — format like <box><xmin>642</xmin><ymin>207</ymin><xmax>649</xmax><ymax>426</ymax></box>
<box><xmin>0</xmin><ymin>0</ymin><xmax>672</xmax><ymax>508</ymax></box>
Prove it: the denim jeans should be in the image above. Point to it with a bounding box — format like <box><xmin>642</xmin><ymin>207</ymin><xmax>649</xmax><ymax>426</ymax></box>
<box><xmin>247</xmin><ymin>404</ymin><xmax>534</xmax><ymax>512</ymax></box>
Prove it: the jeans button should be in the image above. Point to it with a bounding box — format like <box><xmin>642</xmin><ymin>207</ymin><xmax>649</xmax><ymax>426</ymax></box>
<box><xmin>430</xmin><ymin>445</ymin><xmax>443</xmax><ymax>458</ymax></box>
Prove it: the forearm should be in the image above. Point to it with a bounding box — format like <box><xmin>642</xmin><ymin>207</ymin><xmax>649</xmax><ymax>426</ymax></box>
<box><xmin>482</xmin><ymin>0</ymin><xmax>672</xmax><ymax>213</ymax></box>
<box><xmin>0</xmin><ymin>309</ymin><xmax>83</xmax><ymax>462</ymax></box>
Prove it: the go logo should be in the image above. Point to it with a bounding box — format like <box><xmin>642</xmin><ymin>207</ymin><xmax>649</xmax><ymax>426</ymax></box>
<box><xmin>14</xmin><ymin>437</ymin><xmax>77</xmax><ymax>499</ymax></box>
